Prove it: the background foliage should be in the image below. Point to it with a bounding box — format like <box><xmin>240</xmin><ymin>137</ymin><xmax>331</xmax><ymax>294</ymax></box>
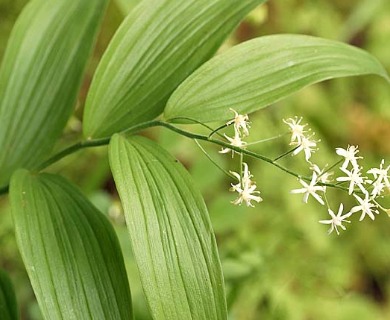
<box><xmin>1</xmin><ymin>0</ymin><xmax>390</xmax><ymax>319</ymax></box>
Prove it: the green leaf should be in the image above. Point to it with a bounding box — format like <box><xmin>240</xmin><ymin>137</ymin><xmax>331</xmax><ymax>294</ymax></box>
<box><xmin>114</xmin><ymin>0</ymin><xmax>142</xmax><ymax>15</ymax></box>
<box><xmin>83</xmin><ymin>0</ymin><xmax>266</xmax><ymax>138</ymax></box>
<box><xmin>10</xmin><ymin>170</ymin><xmax>133</xmax><ymax>320</ymax></box>
<box><xmin>0</xmin><ymin>269</ymin><xmax>18</xmax><ymax>320</ymax></box>
<box><xmin>0</xmin><ymin>0</ymin><xmax>108</xmax><ymax>187</ymax></box>
<box><xmin>164</xmin><ymin>34</ymin><xmax>390</xmax><ymax>123</ymax></box>
<box><xmin>109</xmin><ymin>135</ymin><xmax>227</xmax><ymax>319</ymax></box>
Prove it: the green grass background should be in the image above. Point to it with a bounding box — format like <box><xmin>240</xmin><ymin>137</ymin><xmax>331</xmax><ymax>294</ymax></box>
<box><xmin>1</xmin><ymin>0</ymin><xmax>390</xmax><ymax>319</ymax></box>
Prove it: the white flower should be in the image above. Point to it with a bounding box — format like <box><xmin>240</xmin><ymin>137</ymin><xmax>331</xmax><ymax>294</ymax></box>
<box><xmin>336</xmin><ymin>166</ymin><xmax>367</xmax><ymax>195</ymax></box>
<box><xmin>350</xmin><ymin>194</ymin><xmax>379</xmax><ymax>221</ymax></box>
<box><xmin>230</xmin><ymin>163</ymin><xmax>262</xmax><ymax>207</ymax></box>
<box><xmin>227</xmin><ymin>108</ymin><xmax>250</xmax><ymax>136</ymax></box>
<box><xmin>319</xmin><ymin>203</ymin><xmax>351</xmax><ymax>235</ymax></box>
<box><xmin>219</xmin><ymin>132</ymin><xmax>247</xmax><ymax>156</ymax></box>
<box><xmin>283</xmin><ymin>116</ymin><xmax>308</xmax><ymax>144</ymax></box>
<box><xmin>336</xmin><ymin>145</ymin><xmax>361</xmax><ymax>170</ymax></box>
<box><xmin>283</xmin><ymin>116</ymin><xmax>318</xmax><ymax>162</ymax></box>
<box><xmin>367</xmin><ymin>159</ymin><xmax>390</xmax><ymax>189</ymax></box>
<box><xmin>230</xmin><ymin>163</ymin><xmax>253</xmax><ymax>190</ymax></box>
<box><xmin>230</xmin><ymin>162</ymin><xmax>253</xmax><ymax>189</ymax></box>
<box><xmin>370</xmin><ymin>180</ymin><xmax>385</xmax><ymax>198</ymax></box>
<box><xmin>291</xmin><ymin>172</ymin><xmax>326</xmax><ymax>205</ymax></box>
<box><xmin>292</xmin><ymin>136</ymin><xmax>318</xmax><ymax>162</ymax></box>
<box><xmin>231</xmin><ymin>184</ymin><xmax>263</xmax><ymax>207</ymax></box>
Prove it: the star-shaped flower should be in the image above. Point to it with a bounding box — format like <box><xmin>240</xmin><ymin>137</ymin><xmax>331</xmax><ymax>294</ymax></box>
<box><xmin>231</xmin><ymin>184</ymin><xmax>263</xmax><ymax>207</ymax></box>
<box><xmin>336</xmin><ymin>166</ymin><xmax>367</xmax><ymax>195</ymax></box>
<box><xmin>350</xmin><ymin>194</ymin><xmax>379</xmax><ymax>221</ymax></box>
<box><xmin>219</xmin><ymin>132</ymin><xmax>247</xmax><ymax>156</ymax></box>
<box><xmin>230</xmin><ymin>163</ymin><xmax>262</xmax><ymax>207</ymax></box>
<box><xmin>292</xmin><ymin>136</ymin><xmax>318</xmax><ymax>162</ymax></box>
<box><xmin>227</xmin><ymin>108</ymin><xmax>251</xmax><ymax>137</ymax></box>
<box><xmin>367</xmin><ymin>159</ymin><xmax>390</xmax><ymax>190</ymax></box>
<box><xmin>336</xmin><ymin>145</ymin><xmax>362</xmax><ymax>170</ymax></box>
<box><xmin>319</xmin><ymin>203</ymin><xmax>351</xmax><ymax>235</ymax></box>
<box><xmin>230</xmin><ymin>163</ymin><xmax>253</xmax><ymax>189</ymax></box>
<box><xmin>290</xmin><ymin>172</ymin><xmax>326</xmax><ymax>205</ymax></box>
<box><xmin>283</xmin><ymin>116</ymin><xmax>308</xmax><ymax>145</ymax></box>
<box><xmin>370</xmin><ymin>179</ymin><xmax>385</xmax><ymax>198</ymax></box>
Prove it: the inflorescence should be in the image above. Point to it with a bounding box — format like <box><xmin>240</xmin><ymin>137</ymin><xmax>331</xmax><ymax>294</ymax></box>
<box><xmin>219</xmin><ymin>111</ymin><xmax>389</xmax><ymax>235</ymax></box>
<box><xmin>219</xmin><ymin>109</ymin><xmax>263</xmax><ymax>207</ymax></box>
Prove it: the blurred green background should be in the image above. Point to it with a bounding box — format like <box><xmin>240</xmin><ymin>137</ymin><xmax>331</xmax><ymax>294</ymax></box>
<box><xmin>1</xmin><ymin>0</ymin><xmax>390</xmax><ymax>319</ymax></box>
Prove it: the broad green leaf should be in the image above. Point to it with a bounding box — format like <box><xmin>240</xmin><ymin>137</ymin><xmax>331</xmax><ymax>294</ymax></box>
<box><xmin>83</xmin><ymin>0</ymin><xmax>266</xmax><ymax>138</ymax></box>
<box><xmin>0</xmin><ymin>270</ymin><xmax>18</xmax><ymax>320</ymax></box>
<box><xmin>10</xmin><ymin>170</ymin><xmax>133</xmax><ymax>320</ymax></box>
<box><xmin>115</xmin><ymin>0</ymin><xmax>142</xmax><ymax>15</ymax></box>
<box><xmin>0</xmin><ymin>0</ymin><xmax>108</xmax><ymax>187</ymax></box>
<box><xmin>164</xmin><ymin>34</ymin><xmax>390</xmax><ymax>123</ymax></box>
<box><xmin>109</xmin><ymin>135</ymin><xmax>227</xmax><ymax>319</ymax></box>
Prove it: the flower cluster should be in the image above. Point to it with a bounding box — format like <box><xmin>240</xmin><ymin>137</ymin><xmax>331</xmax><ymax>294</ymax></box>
<box><xmin>220</xmin><ymin>109</ymin><xmax>262</xmax><ymax>206</ymax></box>
<box><xmin>217</xmin><ymin>112</ymin><xmax>389</xmax><ymax>235</ymax></box>
<box><xmin>220</xmin><ymin>109</ymin><xmax>250</xmax><ymax>156</ymax></box>
<box><xmin>317</xmin><ymin>149</ymin><xmax>389</xmax><ymax>234</ymax></box>
<box><xmin>290</xmin><ymin>172</ymin><xmax>326</xmax><ymax>205</ymax></box>
<box><xmin>230</xmin><ymin>163</ymin><xmax>263</xmax><ymax>207</ymax></box>
<box><xmin>284</xmin><ymin>118</ymin><xmax>390</xmax><ymax>235</ymax></box>
<box><xmin>333</xmin><ymin>146</ymin><xmax>389</xmax><ymax>221</ymax></box>
<box><xmin>283</xmin><ymin>117</ymin><xmax>319</xmax><ymax>162</ymax></box>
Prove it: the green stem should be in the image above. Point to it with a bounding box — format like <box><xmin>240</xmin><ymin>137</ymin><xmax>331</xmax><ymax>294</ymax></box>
<box><xmin>209</xmin><ymin>123</ymin><xmax>228</xmax><ymax>139</ymax></box>
<box><xmin>273</xmin><ymin>146</ymin><xmax>299</xmax><ymax>162</ymax></box>
<box><xmin>167</xmin><ymin>116</ymin><xmax>225</xmax><ymax>139</ymax></box>
<box><xmin>155</xmin><ymin>122</ymin><xmax>352</xmax><ymax>193</ymax></box>
<box><xmin>239</xmin><ymin>153</ymin><xmax>244</xmax><ymax>188</ymax></box>
<box><xmin>0</xmin><ymin>120</ymin><xmax>350</xmax><ymax>196</ymax></box>
<box><xmin>194</xmin><ymin>140</ymin><xmax>235</xmax><ymax>179</ymax></box>
<box><xmin>0</xmin><ymin>120</ymin><xmax>160</xmax><ymax>196</ymax></box>
<box><xmin>36</xmin><ymin>139</ymin><xmax>107</xmax><ymax>171</ymax></box>
<box><xmin>37</xmin><ymin>120</ymin><xmax>160</xmax><ymax>171</ymax></box>
<box><xmin>247</xmin><ymin>133</ymin><xmax>287</xmax><ymax>146</ymax></box>
<box><xmin>155</xmin><ymin>121</ymin><xmax>302</xmax><ymax>178</ymax></box>
<box><xmin>321</xmin><ymin>159</ymin><xmax>343</xmax><ymax>177</ymax></box>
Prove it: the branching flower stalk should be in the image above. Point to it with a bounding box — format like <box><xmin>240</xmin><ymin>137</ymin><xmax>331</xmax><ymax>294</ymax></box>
<box><xmin>0</xmin><ymin>118</ymin><xmax>353</xmax><ymax>196</ymax></box>
<box><xmin>0</xmin><ymin>119</ymin><xmax>302</xmax><ymax>196</ymax></box>
<box><xmin>1</xmin><ymin>112</ymin><xmax>389</xmax><ymax>237</ymax></box>
<box><xmin>216</xmin><ymin>111</ymin><xmax>390</xmax><ymax>235</ymax></box>
<box><xmin>282</xmin><ymin>118</ymin><xmax>390</xmax><ymax>234</ymax></box>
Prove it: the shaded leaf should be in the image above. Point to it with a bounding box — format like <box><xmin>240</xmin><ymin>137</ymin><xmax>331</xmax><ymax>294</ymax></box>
<box><xmin>164</xmin><ymin>34</ymin><xmax>390</xmax><ymax>123</ymax></box>
<box><xmin>0</xmin><ymin>269</ymin><xmax>18</xmax><ymax>320</ymax></box>
<box><xmin>10</xmin><ymin>170</ymin><xmax>133</xmax><ymax>319</ymax></box>
<box><xmin>109</xmin><ymin>135</ymin><xmax>227</xmax><ymax>319</ymax></box>
<box><xmin>83</xmin><ymin>0</ymin><xmax>266</xmax><ymax>138</ymax></box>
<box><xmin>0</xmin><ymin>0</ymin><xmax>108</xmax><ymax>187</ymax></box>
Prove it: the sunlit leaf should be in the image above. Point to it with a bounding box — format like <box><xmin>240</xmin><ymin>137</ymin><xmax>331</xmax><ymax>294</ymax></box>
<box><xmin>0</xmin><ymin>269</ymin><xmax>18</xmax><ymax>320</ymax></box>
<box><xmin>164</xmin><ymin>34</ymin><xmax>390</xmax><ymax>123</ymax></box>
<box><xmin>109</xmin><ymin>135</ymin><xmax>227</xmax><ymax>319</ymax></box>
<box><xmin>10</xmin><ymin>170</ymin><xmax>133</xmax><ymax>319</ymax></box>
<box><xmin>115</xmin><ymin>0</ymin><xmax>141</xmax><ymax>15</ymax></box>
<box><xmin>0</xmin><ymin>0</ymin><xmax>108</xmax><ymax>187</ymax></box>
<box><xmin>83</xmin><ymin>0</ymin><xmax>266</xmax><ymax>138</ymax></box>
